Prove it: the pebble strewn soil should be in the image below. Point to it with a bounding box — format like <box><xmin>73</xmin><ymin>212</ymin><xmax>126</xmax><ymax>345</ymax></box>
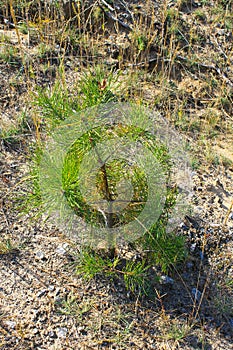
<box><xmin>0</xmin><ymin>129</ymin><xmax>232</xmax><ymax>350</ymax></box>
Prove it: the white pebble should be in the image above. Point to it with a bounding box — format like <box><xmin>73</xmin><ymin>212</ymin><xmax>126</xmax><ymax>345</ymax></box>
<box><xmin>192</xmin><ymin>288</ymin><xmax>202</xmax><ymax>302</ymax></box>
<box><xmin>160</xmin><ymin>275</ymin><xmax>174</xmax><ymax>285</ymax></box>
<box><xmin>56</xmin><ymin>243</ymin><xmax>69</xmax><ymax>255</ymax></box>
<box><xmin>5</xmin><ymin>320</ymin><xmax>16</xmax><ymax>329</ymax></box>
<box><xmin>56</xmin><ymin>327</ymin><xmax>68</xmax><ymax>338</ymax></box>
<box><xmin>35</xmin><ymin>251</ymin><xmax>45</xmax><ymax>260</ymax></box>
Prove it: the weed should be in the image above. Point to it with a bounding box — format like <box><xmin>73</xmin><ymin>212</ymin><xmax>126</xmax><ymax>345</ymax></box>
<box><xmin>0</xmin><ymin>239</ymin><xmax>16</xmax><ymax>255</ymax></box>
<box><xmin>163</xmin><ymin>320</ymin><xmax>192</xmax><ymax>341</ymax></box>
<box><xmin>225</xmin><ymin>277</ymin><xmax>233</xmax><ymax>290</ymax></box>
<box><xmin>55</xmin><ymin>292</ymin><xmax>94</xmax><ymax>320</ymax></box>
<box><xmin>18</xmin><ymin>21</ymin><xmax>28</xmax><ymax>35</ymax></box>
<box><xmin>77</xmin><ymin>65</ymin><xmax>120</xmax><ymax>109</ymax></box>
<box><xmin>32</xmin><ymin>80</ymin><xmax>76</xmax><ymax>127</ymax></box>
<box><xmin>122</xmin><ymin>259</ymin><xmax>150</xmax><ymax>295</ymax></box>
<box><xmin>194</xmin><ymin>10</ymin><xmax>207</xmax><ymax>22</ymax></box>
<box><xmin>75</xmin><ymin>246</ymin><xmax>151</xmax><ymax>296</ymax></box>
<box><xmin>0</xmin><ymin>45</ymin><xmax>21</xmax><ymax>66</ymax></box>
<box><xmin>76</xmin><ymin>248</ymin><xmax>117</xmax><ymax>280</ymax></box>
<box><xmin>139</xmin><ymin>221</ymin><xmax>187</xmax><ymax>274</ymax></box>
<box><xmin>0</xmin><ymin>112</ymin><xmax>30</xmax><ymax>145</ymax></box>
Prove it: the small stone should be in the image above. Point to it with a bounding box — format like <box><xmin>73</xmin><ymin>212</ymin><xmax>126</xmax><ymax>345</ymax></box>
<box><xmin>215</xmin><ymin>29</ymin><xmax>226</xmax><ymax>35</ymax></box>
<box><xmin>56</xmin><ymin>243</ymin><xmax>69</xmax><ymax>255</ymax></box>
<box><xmin>192</xmin><ymin>288</ymin><xmax>202</xmax><ymax>302</ymax></box>
<box><xmin>56</xmin><ymin>246</ymin><xmax>66</xmax><ymax>255</ymax></box>
<box><xmin>48</xmin><ymin>330</ymin><xmax>57</xmax><ymax>338</ymax></box>
<box><xmin>160</xmin><ymin>275</ymin><xmax>174</xmax><ymax>285</ymax></box>
<box><xmin>209</xmin><ymin>223</ymin><xmax>220</xmax><ymax>228</ymax></box>
<box><xmin>31</xmin><ymin>309</ymin><xmax>40</xmax><ymax>322</ymax></box>
<box><xmin>56</xmin><ymin>327</ymin><xmax>68</xmax><ymax>338</ymax></box>
<box><xmin>37</xmin><ymin>289</ymin><xmax>47</xmax><ymax>298</ymax></box>
<box><xmin>35</xmin><ymin>251</ymin><xmax>45</xmax><ymax>260</ymax></box>
<box><xmin>180</xmin><ymin>222</ymin><xmax>189</xmax><ymax>231</ymax></box>
<box><xmin>54</xmin><ymin>296</ymin><xmax>62</xmax><ymax>303</ymax></box>
<box><xmin>55</xmin><ymin>287</ymin><xmax>60</xmax><ymax>296</ymax></box>
<box><xmin>190</xmin><ymin>243</ymin><xmax>196</xmax><ymax>252</ymax></box>
<box><xmin>187</xmin><ymin>261</ymin><xmax>194</xmax><ymax>269</ymax></box>
<box><xmin>48</xmin><ymin>285</ymin><xmax>55</xmax><ymax>292</ymax></box>
<box><xmin>194</xmin><ymin>206</ymin><xmax>203</xmax><ymax>214</ymax></box>
<box><xmin>77</xmin><ymin>327</ymin><xmax>87</xmax><ymax>336</ymax></box>
<box><xmin>5</xmin><ymin>320</ymin><xmax>16</xmax><ymax>329</ymax></box>
<box><xmin>32</xmin><ymin>328</ymin><xmax>39</xmax><ymax>334</ymax></box>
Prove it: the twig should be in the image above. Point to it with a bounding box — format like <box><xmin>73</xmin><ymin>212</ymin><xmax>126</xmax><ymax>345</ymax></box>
<box><xmin>176</xmin><ymin>55</ymin><xmax>233</xmax><ymax>87</ymax></box>
<box><xmin>223</xmin><ymin>198</ymin><xmax>233</xmax><ymax>226</ymax></box>
<box><xmin>98</xmin><ymin>2</ymin><xmax>132</xmax><ymax>31</ymax></box>
<box><xmin>0</xmin><ymin>201</ymin><xmax>10</xmax><ymax>228</ymax></box>
<box><xmin>210</xmin><ymin>35</ymin><xmax>229</xmax><ymax>61</ymax></box>
<box><xmin>118</xmin><ymin>0</ymin><xmax>135</xmax><ymax>23</ymax></box>
<box><xmin>89</xmin><ymin>139</ymin><xmax>114</xmax><ymax>228</ymax></box>
<box><xmin>99</xmin><ymin>0</ymin><xmax>114</xmax><ymax>12</ymax></box>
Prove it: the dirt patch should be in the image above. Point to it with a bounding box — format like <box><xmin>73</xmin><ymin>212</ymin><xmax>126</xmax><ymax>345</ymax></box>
<box><xmin>213</xmin><ymin>136</ymin><xmax>233</xmax><ymax>165</ymax></box>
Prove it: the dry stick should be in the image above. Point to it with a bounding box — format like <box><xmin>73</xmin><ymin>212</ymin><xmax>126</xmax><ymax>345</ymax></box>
<box><xmin>88</xmin><ymin>138</ymin><xmax>114</xmax><ymax>231</ymax></box>
<box><xmin>118</xmin><ymin>0</ymin><xmax>135</xmax><ymax>23</ymax></box>
<box><xmin>176</xmin><ymin>55</ymin><xmax>233</xmax><ymax>87</ymax></box>
<box><xmin>9</xmin><ymin>1</ymin><xmax>21</xmax><ymax>45</ymax></box>
<box><xmin>129</xmin><ymin>54</ymin><xmax>233</xmax><ymax>87</ymax></box>
<box><xmin>223</xmin><ymin>198</ymin><xmax>233</xmax><ymax>226</ymax></box>
<box><xmin>98</xmin><ymin>2</ymin><xmax>132</xmax><ymax>31</ymax></box>
<box><xmin>82</xmin><ymin>0</ymin><xmax>99</xmax><ymax>32</ymax></box>
<box><xmin>96</xmin><ymin>151</ymin><xmax>114</xmax><ymax>229</ymax></box>
<box><xmin>8</xmin><ymin>1</ymin><xmax>41</xmax><ymax>141</ymax></box>
<box><xmin>99</xmin><ymin>0</ymin><xmax>114</xmax><ymax>12</ymax></box>
<box><xmin>0</xmin><ymin>203</ymin><xmax>10</xmax><ymax>228</ymax></box>
<box><xmin>9</xmin><ymin>0</ymin><xmax>26</xmax><ymax>75</ymax></box>
<box><xmin>191</xmin><ymin>226</ymin><xmax>211</xmax><ymax>321</ymax></box>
